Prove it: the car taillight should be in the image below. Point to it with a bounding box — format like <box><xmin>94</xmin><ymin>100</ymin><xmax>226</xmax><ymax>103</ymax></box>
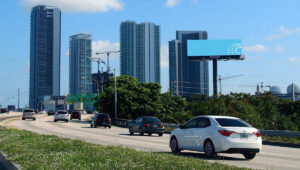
<box><xmin>144</xmin><ymin>123</ymin><xmax>150</xmax><ymax>127</ymax></box>
<box><xmin>253</xmin><ymin>131</ymin><xmax>261</xmax><ymax>137</ymax></box>
<box><xmin>218</xmin><ymin>130</ymin><xmax>236</xmax><ymax>137</ymax></box>
<box><xmin>108</xmin><ymin>118</ymin><xmax>111</xmax><ymax>122</ymax></box>
<box><xmin>160</xmin><ymin>123</ymin><xmax>164</xmax><ymax>128</ymax></box>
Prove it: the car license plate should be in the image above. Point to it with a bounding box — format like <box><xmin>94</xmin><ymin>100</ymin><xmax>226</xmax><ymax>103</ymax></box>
<box><xmin>153</xmin><ymin>125</ymin><xmax>158</xmax><ymax>128</ymax></box>
<box><xmin>240</xmin><ymin>133</ymin><xmax>248</xmax><ymax>138</ymax></box>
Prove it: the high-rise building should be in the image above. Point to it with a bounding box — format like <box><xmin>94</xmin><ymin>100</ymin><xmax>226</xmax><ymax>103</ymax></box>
<box><xmin>29</xmin><ymin>5</ymin><xmax>61</xmax><ymax>109</ymax></box>
<box><xmin>120</xmin><ymin>21</ymin><xmax>160</xmax><ymax>83</ymax></box>
<box><xmin>169</xmin><ymin>31</ymin><xmax>209</xmax><ymax>97</ymax></box>
<box><xmin>69</xmin><ymin>33</ymin><xmax>92</xmax><ymax>96</ymax></box>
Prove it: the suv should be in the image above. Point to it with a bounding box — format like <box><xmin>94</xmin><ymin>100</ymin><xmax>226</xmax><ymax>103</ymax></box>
<box><xmin>22</xmin><ymin>109</ymin><xmax>36</xmax><ymax>120</ymax></box>
<box><xmin>54</xmin><ymin>110</ymin><xmax>69</xmax><ymax>122</ymax></box>
<box><xmin>70</xmin><ymin>110</ymin><xmax>81</xmax><ymax>120</ymax></box>
<box><xmin>91</xmin><ymin>113</ymin><xmax>111</xmax><ymax>128</ymax></box>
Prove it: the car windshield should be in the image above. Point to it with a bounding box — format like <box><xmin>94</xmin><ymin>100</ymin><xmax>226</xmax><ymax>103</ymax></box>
<box><xmin>24</xmin><ymin>109</ymin><xmax>34</xmax><ymax>112</ymax></box>
<box><xmin>58</xmin><ymin>111</ymin><xmax>67</xmax><ymax>114</ymax></box>
<box><xmin>143</xmin><ymin>117</ymin><xmax>161</xmax><ymax>123</ymax></box>
<box><xmin>215</xmin><ymin>118</ymin><xmax>251</xmax><ymax>127</ymax></box>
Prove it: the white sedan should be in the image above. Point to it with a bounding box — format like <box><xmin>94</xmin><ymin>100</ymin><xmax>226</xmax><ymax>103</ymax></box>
<box><xmin>169</xmin><ymin>116</ymin><xmax>262</xmax><ymax>160</ymax></box>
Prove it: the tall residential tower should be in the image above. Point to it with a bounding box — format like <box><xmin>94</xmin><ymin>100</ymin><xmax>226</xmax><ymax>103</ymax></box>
<box><xmin>69</xmin><ymin>33</ymin><xmax>92</xmax><ymax>96</ymax></box>
<box><xmin>120</xmin><ymin>21</ymin><xmax>160</xmax><ymax>83</ymax></box>
<box><xmin>169</xmin><ymin>31</ymin><xmax>209</xmax><ymax>97</ymax></box>
<box><xmin>29</xmin><ymin>5</ymin><xmax>61</xmax><ymax>109</ymax></box>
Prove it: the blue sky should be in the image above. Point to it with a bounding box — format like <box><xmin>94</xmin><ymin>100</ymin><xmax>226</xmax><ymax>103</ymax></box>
<box><xmin>1</xmin><ymin>0</ymin><xmax>300</xmax><ymax>107</ymax></box>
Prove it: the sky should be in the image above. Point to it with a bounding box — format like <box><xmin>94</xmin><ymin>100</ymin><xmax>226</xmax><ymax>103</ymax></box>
<box><xmin>1</xmin><ymin>0</ymin><xmax>300</xmax><ymax>107</ymax></box>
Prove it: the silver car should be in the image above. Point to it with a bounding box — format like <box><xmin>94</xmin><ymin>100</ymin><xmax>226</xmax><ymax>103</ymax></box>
<box><xmin>54</xmin><ymin>110</ymin><xmax>69</xmax><ymax>122</ymax></box>
<box><xmin>22</xmin><ymin>109</ymin><xmax>36</xmax><ymax>120</ymax></box>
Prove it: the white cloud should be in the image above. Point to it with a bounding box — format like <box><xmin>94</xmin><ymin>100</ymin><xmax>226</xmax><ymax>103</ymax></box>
<box><xmin>266</xmin><ymin>25</ymin><xmax>300</xmax><ymax>41</ymax></box>
<box><xmin>244</xmin><ymin>44</ymin><xmax>270</xmax><ymax>52</ymax></box>
<box><xmin>166</xmin><ymin>0</ymin><xmax>180</xmax><ymax>7</ymax></box>
<box><xmin>288</xmin><ymin>57</ymin><xmax>300</xmax><ymax>63</ymax></box>
<box><xmin>274</xmin><ymin>44</ymin><xmax>284</xmax><ymax>52</ymax></box>
<box><xmin>22</xmin><ymin>0</ymin><xmax>123</xmax><ymax>13</ymax></box>
<box><xmin>92</xmin><ymin>40</ymin><xmax>120</xmax><ymax>59</ymax></box>
<box><xmin>161</xmin><ymin>44</ymin><xmax>169</xmax><ymax>69</ymax></box>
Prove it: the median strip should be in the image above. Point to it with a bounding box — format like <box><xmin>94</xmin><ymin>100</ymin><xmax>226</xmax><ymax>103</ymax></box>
<box><xmin>0</xmin><ymin>128</ymin><xmax>246</xmax><ymax>169</ymax></box>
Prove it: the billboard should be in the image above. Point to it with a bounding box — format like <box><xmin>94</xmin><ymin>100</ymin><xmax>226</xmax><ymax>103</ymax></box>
<box><xmin>187</xmin><ymin>40</ymin><xmax>243</xmax><ymax>59</ymax></box>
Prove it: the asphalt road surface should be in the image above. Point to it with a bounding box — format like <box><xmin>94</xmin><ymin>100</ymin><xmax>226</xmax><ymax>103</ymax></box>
<box><xmin>1</xmin><ymin>112</ymin><xmax>300</xmax><ymax>170</ymax></box>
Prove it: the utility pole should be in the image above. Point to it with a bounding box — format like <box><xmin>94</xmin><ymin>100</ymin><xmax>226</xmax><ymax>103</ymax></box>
<box><xmin>114</xmin><ymin>68</ymin><xmax>118</xmax><ymax>119</ymax></box>
<box><xmin>18</xmin><ymin>88</ymin><xmax>20</xmax><ymax>110</ymax></box>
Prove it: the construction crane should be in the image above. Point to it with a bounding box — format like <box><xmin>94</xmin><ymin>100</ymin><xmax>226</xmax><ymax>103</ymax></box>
<box><xmin>95</xmin><ymin>51</ymin><xmax>120</xmax><ymax>73</ymax></box>
<box><xmin>239</xmin><ymin>82</ymin><xmax>271</xmax><ymax>94</ymax></box>
<box><xmin>89</xmin><ymin>57</ymin><xmax>106</xmax><ymax>73</ymax></box>
<box><xmin>218</xmin><ymin>74</ymin><xmax>243</xmax><ymax>95</ymax></box>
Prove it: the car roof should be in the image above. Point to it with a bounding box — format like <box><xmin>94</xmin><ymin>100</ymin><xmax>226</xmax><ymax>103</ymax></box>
<box><xmin>139</xmin><ymin>116</ymin><xmax>158</xmax><ymax>118</ymax></box>
<box><xmin>195</xmin><ymin>115</ymin><xmax>239</xmax><ymax>119</ymax></box>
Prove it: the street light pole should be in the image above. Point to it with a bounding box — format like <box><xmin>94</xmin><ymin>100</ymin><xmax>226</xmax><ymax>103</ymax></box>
<box><xmin>114</xmin><ymin>68</ymin><xmax>117</xmax><ymax>119</ymax></box>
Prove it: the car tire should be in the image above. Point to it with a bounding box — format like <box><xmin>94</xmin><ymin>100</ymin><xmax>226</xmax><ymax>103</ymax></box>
<box><xmin>243</xmin><ymin>152</ymin><xmax>256</xmax><ymax>160</ymax></box>
<box><xmin>33</xmin><ymin>118</ymin><xmax>36</xmax><ymax>121</ymax></box>
<box><xmin>79</xmin><ymin>118</ymin><xmax>81</xmax><ymax>121</ymax></box>
<box><xmin>139</xmin><ymin>128</ymin><xmax>144</xmax><ymax>136</ymax></box>
<box><xmin>66</xmin><ymin>120</ymin><xmax>68</xmax><ymax>123</ymax></box>
<box><xmin>159</xmin><ymin>133</ymin><xmax>163</xmax><ymax>136</ymax></box>
<box><xmin>90</xmin><ymin>124</ymin><xmax>93</xmax><ymax>128</ymax></box>
<box><xmin>94</xmin><ymin>125</ymin><xmax>97</xmax><ymax>128</ymax></box>
<box><xmin>22</xmin><ymin>117</ymin><xmax>25</xmax><ymax>120</ymax></box>
<box><xmin>170</xmin><ymin>137</ymin><xmax>180</xmax><ymax>154</ymax></box>
<box><xmin>129</xmin><ymin>127</ymin><xmax>134</xmax><ymax>135</ymax></box>
<box><xmin>54</xmin><ymin>119</ymin><xmax>57</xmax><ymax>122</ymax></box>
<box><xmin>148</xmin><ymin>133</ymin><xmax>152</xmax><ymax>136</ymax></box>
<box><xmin>70</xmin><ymin>118</ymin><xmax>72</xmax><ymax>120</ymax></box>
<box><xmin>108</xmin><ymin>126</ymin><xmax>111</xmax><ymax>129</ymax></box>
<box><xmin>204</xmin><ymin>140</ymin><xmax>216</xmax><ymax>158</ymax></box>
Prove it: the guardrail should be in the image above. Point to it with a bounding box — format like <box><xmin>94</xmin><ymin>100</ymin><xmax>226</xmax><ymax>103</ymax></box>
<box><xmin>112</xmin><ymin>118</ymin><xmax>300</xmax><ymax>137</ymax></box>
<box><xmin>260</xmin><ymin>130</ymin><xmax>300</xmax><ymax>137</ymax></box>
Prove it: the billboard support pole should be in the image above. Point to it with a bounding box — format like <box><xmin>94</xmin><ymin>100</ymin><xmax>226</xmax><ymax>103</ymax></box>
<box><xmin>213</xmin><ymin>59</ymin><xmax>218</xmax><ymax>96</ymax></box>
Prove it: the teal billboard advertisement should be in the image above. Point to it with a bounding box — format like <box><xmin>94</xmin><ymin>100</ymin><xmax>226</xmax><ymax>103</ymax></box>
<box><xmin>187</xmin><ymin>40</ymin><xmax>243</xmax><ymax>57</ymax></box>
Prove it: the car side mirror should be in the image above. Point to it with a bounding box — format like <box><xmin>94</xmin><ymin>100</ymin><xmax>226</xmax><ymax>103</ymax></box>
<box><xmin>179</xmin><ymin>124</ymin><xmax>185</xmax><ymax>129</ymax></box>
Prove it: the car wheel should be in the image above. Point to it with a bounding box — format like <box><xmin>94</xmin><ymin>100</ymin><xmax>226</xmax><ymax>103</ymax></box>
<box><xmin>33</xmin><ymin>118</ymin><xmax>36</xmax><ymax>121</ymax></box>
<box><xmin>54</xmin><ymin>119</ymin><xmax>57</xmax><ymax>122</ymax></box>
<box><xmin>108</xmin><ymin>126</ymin><xmax>111</xmax><ymax>129</ymax></box>
<box><xmin>148</xmin><ymin>133</ymin><xmax>152</xmax><ymax>136</ymax></box>
<box><xmin>243</xmin><ymin>152</ymin><xmax>256</xmax><ymax>160</ymax></box>
<box><xmin>170</xmin><ymin>137</ymin><xmax>180</xmax><ymax>154</ymax></box>
<box><xmin>70</xmin><ymin>118</ymin><xmax>72</xmax><ymax>120</ymax></box>
<box><xmin>22</xmin><ymin>117</ymin><xmax>25</xmax><ymax>120</ymax></box>
<box><xmin>90</xmin><ymin>123</ymin><xmax>93</xmax><ymax>128</ymax></box>
<box><xmin>139</xmin><ymin>128</ymin><xmax>144</xmax><ymax>136</ymax></box>
<box><xmin>66</xmin><ymin>120</ymin><xmax>68</xmax><ymax>123</ymax></box>
<box><xmin>79</xmin><ymin>118</ymin><xmax>81</xmax><ymax>121</ymax></box>
<box><xmin>129</xmin><ymin>127</ymin><xmax>134</xmax><ymax>135</ymax></box>
<box><xmin>159</xmin><ymin>133</ymin><xmax>163</xmax><ymax>136</ymax></box>
<box><xmin>204</xmin><ymin>140</ymin><xmax>216</xmax><ymax>158</ymax></box>
<box><xmin>94</xmin><ymin>125</ymin><xmax>97</xmax><ymax>128</ymax></box>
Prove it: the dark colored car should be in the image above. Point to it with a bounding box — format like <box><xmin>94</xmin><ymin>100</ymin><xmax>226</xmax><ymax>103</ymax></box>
<box><xmin>90</xmin><ymin>113</ymin><xmax>112</xmax><ymax>128</ymax></box>
<box><xmin>47</xmin><ymin>110</ymin><xmax>55</xmax><ymax>116</ymax></box>
<box><xmin>129</xmin><ymin>116</ymin><xmax>164</xmax><ymax>136</ymax></box>
<box><xmin>1</xmin><ymin>108</ymin><xmax>8</xmax><ymax>113</ymax></box>
<box><xmin>87</xmin><ymin>110</ymin><xmax>93</xmax><ymax>114</ymax></box>
<box><xmin>70</xmin><ymin>110</ymin><xmax>81</xmax><ymax>120</ymax></box>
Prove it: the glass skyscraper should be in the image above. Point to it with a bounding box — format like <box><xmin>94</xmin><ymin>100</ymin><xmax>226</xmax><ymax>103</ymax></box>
<box><xmin>69</xmin><ymin>33</ymin><xmax>92</xmax><ymax>96</ymax></box>
<box><xmin>169</xmin><ymin>31</ymin><xmax>209</xmax><ymax>97</ymax></box>
<box><xmin>29</xmin><ymin>5</ymin><xmax>61</xmax><ymax>109</ymax></box>
<box><xmin>120</xmin><ymin>21</ymin><xmax>160</xmax><ymax>83</ymax></box>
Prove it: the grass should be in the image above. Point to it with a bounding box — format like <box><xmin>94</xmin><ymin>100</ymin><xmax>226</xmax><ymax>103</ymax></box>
<box><xmin>0</xmin><ymin>128</ymin><xmax>246</xmax><ymax>170</ymax></box>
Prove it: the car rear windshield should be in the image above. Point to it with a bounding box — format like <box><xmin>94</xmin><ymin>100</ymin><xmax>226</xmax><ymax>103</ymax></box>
<box><xmin>98</xmin><ymin>114</ymin><xmax>109</xmax><ymax>119</ymax></box>
<box><xmin>215</xmin><ymin>118</ymin><xmax>250</xmax><ymax>127</ymax></box>
<box><xmin>58</xmin><ymin>111</ymin><xmax>67</xmax><ymax>114</ymax></box>
<box><xmin>143</xmin><ymin>117</ymin><xmax>161</xmax><ymax>123</ymax></box>
<box><xmin>24</xmin><ymin>110</ymin><xmax>34</xmax><ymax>112</ymax></box>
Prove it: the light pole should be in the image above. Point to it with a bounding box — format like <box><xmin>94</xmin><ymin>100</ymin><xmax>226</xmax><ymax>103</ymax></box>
<box><xmin>114</xmin><ymin>68</ymin><xmax>117</xmax><ymax>119</ymax></box>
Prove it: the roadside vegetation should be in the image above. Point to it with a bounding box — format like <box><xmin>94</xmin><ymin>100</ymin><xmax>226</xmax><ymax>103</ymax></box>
<box><xmin>0</xmin><ymin>128</ymin><xmax>245</xmax><ymax>170</ymax></box>
<box><xmin>95</xmin><ymin>75</ymin><xmax>300</xmax><ymax>131</ymax></box>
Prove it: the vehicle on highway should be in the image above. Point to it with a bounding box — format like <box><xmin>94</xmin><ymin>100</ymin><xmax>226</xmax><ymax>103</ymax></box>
<box><xmin>47</xmin><ymin>110</ymin><xmax>55</xmax><ymax>116</ymax></box>
<box><xmin>129</xmin><ymin>116</ymin><xmax>164</xmax><ymax>136</ymax></box>
<box><xmin>22</xmin><ymin>109</ymin><xmax>36</xmax><ymax>120</ymax></box>
<box><xmin>38</xmin><ymin>110</ymin><xmax>46</xmax><ymax>114</ymax></box>
<box><xmin>90</xmin><ymin>113</ymin><xmax>111</xmax><ymax>128</ymax></box>
<box><xmin>169</xmin><ymin>116</ymin><xmax>262</xmax><ymax>160</ymax></box>
<box><xmin>1</xmin><ymin>108</ymin><xmax>8</xmax><ymax>114</ymax></box>
<box><xmin>70</xmin><ymin>110</ymin><xmax>81</xmax><ymax>120</ymax></box>
<box><xmin>54</xmin><ymin>110</ymin><xmax>69</xmax><ymax>122</ymax></box>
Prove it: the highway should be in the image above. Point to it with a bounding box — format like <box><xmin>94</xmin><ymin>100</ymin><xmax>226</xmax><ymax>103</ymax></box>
<box><xmin>1</xmin><ymin>112</ymin><xmax>300</xmax><ymax>170</ymax></box>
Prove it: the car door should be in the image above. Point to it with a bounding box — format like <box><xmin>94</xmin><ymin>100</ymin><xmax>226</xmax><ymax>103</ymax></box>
<box><xmin>132</xmin><ymin>118</ymin><xmax>141</xmax><ymax>131</ymax></box>
<box><xmin>191</xmin><ymin>117</ymin><xmax>211</xmax><ymax>151</ymax></box>
<box><xmin>176</xmin><ymin>118</ymin><xmax>198</xmax><ymax>149</ymax></box>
